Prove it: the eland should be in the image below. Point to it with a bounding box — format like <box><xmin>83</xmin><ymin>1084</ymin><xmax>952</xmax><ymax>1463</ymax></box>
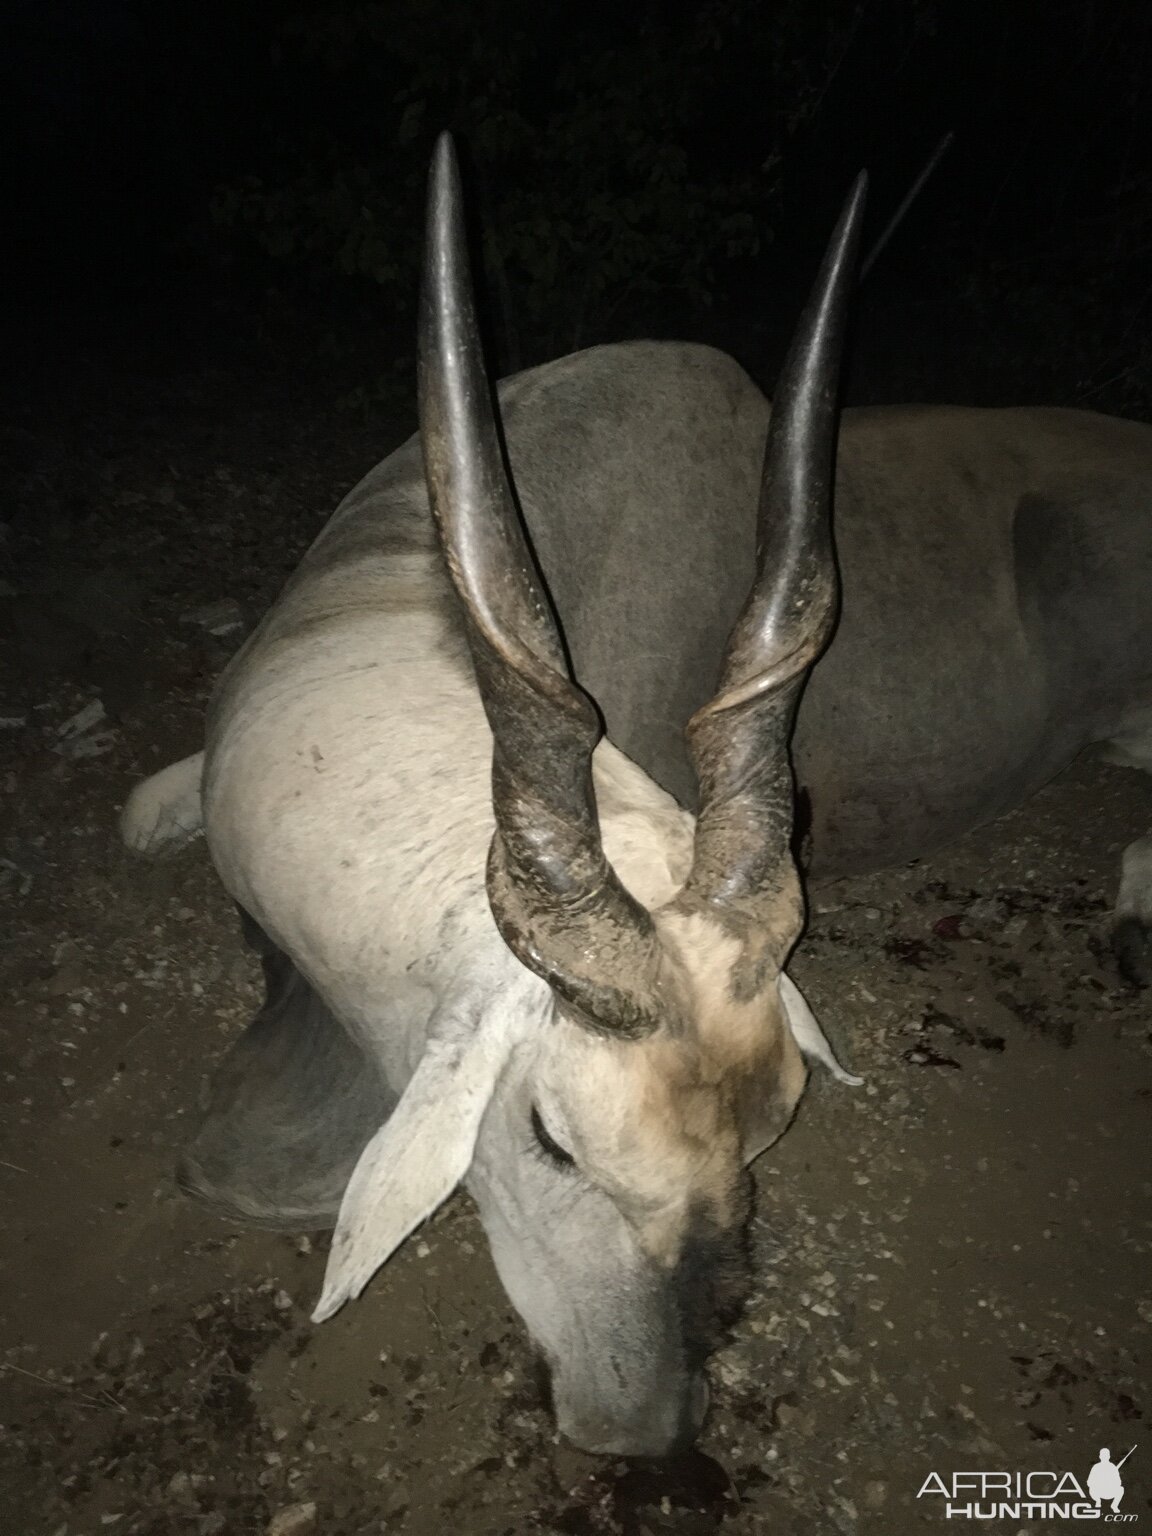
<box><xmin>122</xmin><ymin>134</ymin><xmax>1152</xmax><ymax>1455</ymax></box>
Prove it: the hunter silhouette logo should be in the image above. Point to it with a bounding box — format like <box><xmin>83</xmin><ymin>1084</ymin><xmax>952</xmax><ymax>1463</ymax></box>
<box><xmin>917</xmin><ymin>1445</ymin><xmax>1139</xmax><ymax>1521</ymax></box>
<box><xmin>1088</xmin><ymin>1447</ymin><xmax>1135</xmax><ymax>1516</ymax></box>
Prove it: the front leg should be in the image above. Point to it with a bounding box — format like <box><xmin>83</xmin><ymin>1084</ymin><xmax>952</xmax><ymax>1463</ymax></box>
<box><xmin>178</xmin><ymin>909</ymin><xmax>396</xmax><ymax>1228</ymax></box>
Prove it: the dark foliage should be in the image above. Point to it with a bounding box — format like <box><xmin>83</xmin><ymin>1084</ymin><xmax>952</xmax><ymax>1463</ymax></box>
<box><xmin>6</xmin><ymin>0</ymin><xmax>1152</xmax><ymax>408</ymax></box>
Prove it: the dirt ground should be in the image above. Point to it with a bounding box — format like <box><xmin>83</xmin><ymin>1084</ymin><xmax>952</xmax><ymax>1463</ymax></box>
<box><xmin>1</xmin><ymin>352</ymin><xmax>1149</xmax><ymax>1536</ymax></box>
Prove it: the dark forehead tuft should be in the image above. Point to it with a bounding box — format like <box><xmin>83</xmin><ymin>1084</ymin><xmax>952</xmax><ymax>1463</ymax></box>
<box><xmin>672</xmin><ymin>1184</ymin><xmax>754</xmax><ymax>1367</ymax></box>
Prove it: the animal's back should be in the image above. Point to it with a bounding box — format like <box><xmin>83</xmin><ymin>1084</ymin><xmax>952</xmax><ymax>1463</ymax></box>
<box><xmin>519</xmin><ymin>392</ymin><xmax>1151</xmax><ymax>861</ymax></box>
<box><xmin>797</xmin><ymin>404</ymin><xmax>1152</xmax><ymax>875</ymax></box>
<box><xmin>520</xmin><ymin>390</ymin><xmax>1152</xmax><ymax>873</ymax></box>
<box><xmin>208</xmin><ymin>358</ymin><xmax>1152</xmax><ymax>886</ymax></box>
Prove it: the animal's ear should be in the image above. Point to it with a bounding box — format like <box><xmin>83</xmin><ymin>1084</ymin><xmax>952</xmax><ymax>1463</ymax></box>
<box><xmin>778</xmin><ymin>972</ymin><xmax>863</xmax><ymax>1085</ymax></box>
<box><xmin>312</xmin><ymin>1019</ymin><xmax>511</xmax><ymax>1322</ymax></box>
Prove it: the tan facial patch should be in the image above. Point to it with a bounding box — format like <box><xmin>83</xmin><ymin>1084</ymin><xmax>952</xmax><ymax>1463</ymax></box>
<box><xmin>539</xmin><ymin>907</ymin><xmax>806</xmax><ymax>1263</ymax></box>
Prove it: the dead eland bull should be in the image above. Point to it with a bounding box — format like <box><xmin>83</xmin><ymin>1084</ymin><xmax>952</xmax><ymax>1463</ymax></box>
<box><xmin>122</xmin><ymin>135</ymin><xmax>1152</xmax><ymax>1456</ymax></box>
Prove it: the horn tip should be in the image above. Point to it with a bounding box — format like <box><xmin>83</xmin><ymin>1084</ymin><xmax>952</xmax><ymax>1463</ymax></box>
<box><xmin>430</xmin><ymin>133</ymin><xmax>460</xmax><ymax>204</ymax></box>
<box><xmin>846</xmin><ymin>169</ymin><xmax>869</xmax><ymax>222</ymax></box>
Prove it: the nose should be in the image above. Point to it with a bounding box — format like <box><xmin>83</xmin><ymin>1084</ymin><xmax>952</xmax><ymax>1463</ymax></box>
<box><xmin>560</xmin><ymin>1373</ymin><xmax>710</xmax><ymax>1458</ymax></box>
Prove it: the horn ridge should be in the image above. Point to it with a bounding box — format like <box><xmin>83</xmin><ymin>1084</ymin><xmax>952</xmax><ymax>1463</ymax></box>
<box><xmin>418</xmin><ymin>133</ymin><xmax>661</xmax><ymax>1037</ymax></box>
<box><xmin>680</xmin><ymin>173</ymin><xmax>869</xmax><ymax>959</ymax></box>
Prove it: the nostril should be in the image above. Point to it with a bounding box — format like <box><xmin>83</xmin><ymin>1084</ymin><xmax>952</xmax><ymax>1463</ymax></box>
<box><xmin>661</xmin><ymin>1375</ymin><xmax>710</xmax><ymax>1455</ymax></box>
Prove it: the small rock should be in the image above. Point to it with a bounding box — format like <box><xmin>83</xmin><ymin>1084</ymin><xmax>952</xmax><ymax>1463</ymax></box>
<box><xmin>863</xmin><ymin>1479</ymin><xmax>888</xmax><ymax>1509</ymax></box>
<box><xmin>52</xmin><ymin>699</ymin><xmax>117</xmax><ymax>759</ymax></box>
<box><xmin>55</xmin><ymin>699</ymin><xmax>106</xmax><ymax>740</ymax></box>
<box><xmin>55</xmin><ymin>728</ymin><xmax>118</xmax><ymax>760</ymax></box>
<box><xmin>266</xmin><ymin>1502</ymin><xmax>317</xmax><ymax>1536</ymax></box>
<box><xmin>932</xmin><ymin>913</ymin><xmax>966</xmax><ymax>940</ymax></box>
<box><xmin>181</xmin><ymin>598</ymin><xmax>246</xmax><ymax>637</ymax></box>
<box><xmin>967</xmin><ymin>895</ymin><xmax>1009</xmax><ymax>930</ymax></box>
<box><xmin>714</xmin><ymin>1354</ymin><xmax>754</xmax><ymax>1389</ymax></box>
<box><xmin>91</xmin><ymin>1331</ymin><xmax>123</xmax><ymax>1369</ymax></box>
<box><xmin>272</xmin><ymin>1289</ymin><xmax>294</xmax><ymax>1312</ymax></box>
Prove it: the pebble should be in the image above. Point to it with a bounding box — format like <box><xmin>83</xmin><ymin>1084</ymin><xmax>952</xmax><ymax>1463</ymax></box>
<box><xmin>266</xmin><ymin>1502</ymin><xmax>317</xmax><ymax>1536</ymax></box>
<box><xmin>55</xmin><ymin>699</ymin><xmax>106</xmax><ymax>739</ymax></box>
<box><xmin>967</xmin><ymin>895</ymin><xmax>1009</xmax><ymax>929</ymax></box>
<box><xmin>863</xmin><ymin>1479</ymin><xmax>888</xmax><ymax>1509</ymax></box>
<box><xmin>180</xmin><ymin>598</ymin><xmax>246</xmax><ymax>637</ymax></box>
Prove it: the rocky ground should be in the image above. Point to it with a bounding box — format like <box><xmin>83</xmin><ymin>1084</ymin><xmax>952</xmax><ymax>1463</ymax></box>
<box><xmin>0</xmin><ymin>346</ymin><xmax>1148</xmax><ymax>1535</ymax></box>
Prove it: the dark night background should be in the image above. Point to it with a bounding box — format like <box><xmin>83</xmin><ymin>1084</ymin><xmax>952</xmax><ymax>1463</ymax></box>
<box><xmin>4</xmin><ymin>0</ymin><xmax>1151</xmax><ymax>418</ymax></box>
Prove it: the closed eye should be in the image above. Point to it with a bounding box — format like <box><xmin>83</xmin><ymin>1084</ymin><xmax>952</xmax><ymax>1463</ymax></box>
<box><xmin>531</xmin><ymin>1105</ymin><xmax>576</xmax><ymax>1170</ymax></box>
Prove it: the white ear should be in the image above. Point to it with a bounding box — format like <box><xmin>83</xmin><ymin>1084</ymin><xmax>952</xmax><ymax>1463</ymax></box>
<box><xmin>312</xmin><ymin>1013</ymin><xmax>512</xmax><ymax>1322</ymax></box>
<box><xmin>778</xmin><ymin>972</ymin><xmax>863</xmax><ymax>1086</ymax></box>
